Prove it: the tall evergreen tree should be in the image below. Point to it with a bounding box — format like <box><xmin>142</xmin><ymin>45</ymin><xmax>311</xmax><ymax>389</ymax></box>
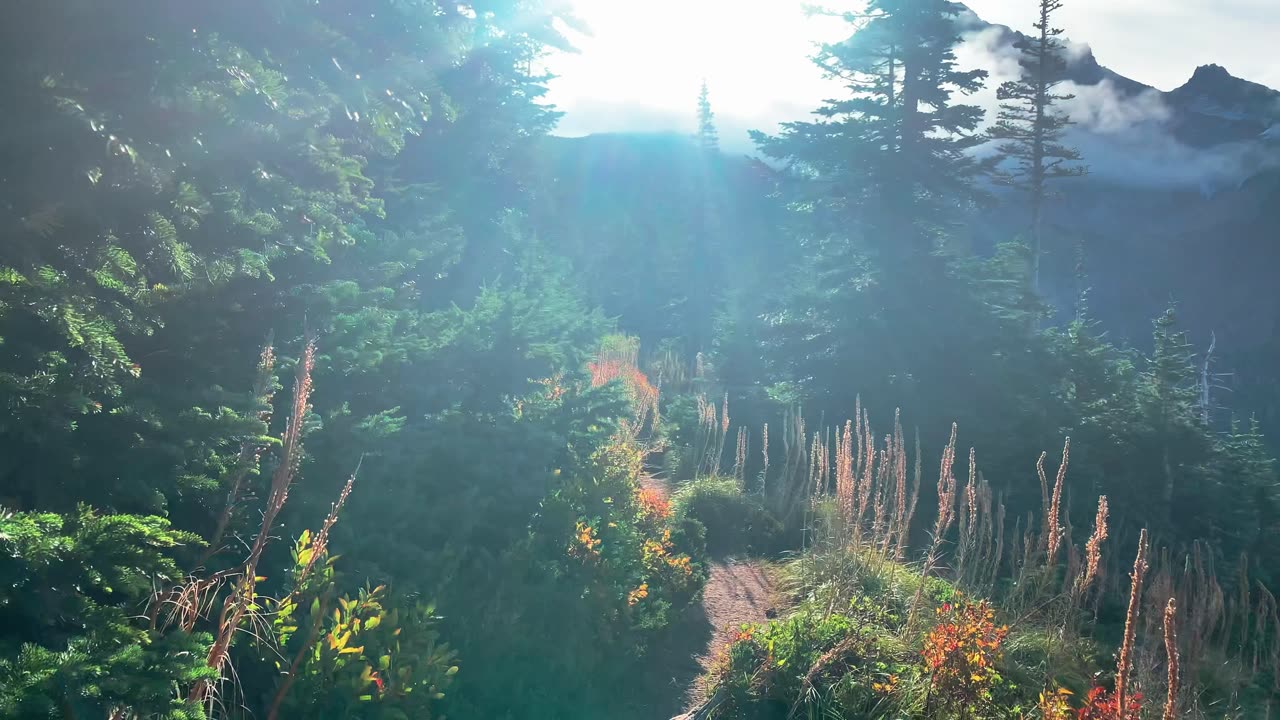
<box><xmin>752</xmin><ymin>0</ymin><xmax>988</xmax><ymax>257</ymax></box>
<box><xmin>697</xmin><ymin>80</ymin><xmax>720</xmax><ymax>152</ymax></box>
<box><xmin>745</xmin><ymin>0</ymin><xmax>1014</xmax><ymax>452</ymax></box>
<box><xmin>988</xmin><ymin>0</ymin><xmax>1086</xmax><ymax>292</ymax></box>
<box><xmin>690</xmin><ymin>81</ymin><xmax>724</xmax><ymax>357</ymax></box>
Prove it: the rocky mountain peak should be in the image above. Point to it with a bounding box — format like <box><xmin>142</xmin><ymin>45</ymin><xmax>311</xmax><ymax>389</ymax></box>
<box><xmin>1164</xmin><ymin>63</ymin><xmax>1280</xmax><ymax>145</ymax></box>
<box><xmin>1172</xmin><ymin>63</ymin><xmax>1277</xmax><ymax>104</ymax></box>
<box><xmin>1188</xmin><ymin>63</ymin><xmax>1234</xmax><ymax>85</ymax></box>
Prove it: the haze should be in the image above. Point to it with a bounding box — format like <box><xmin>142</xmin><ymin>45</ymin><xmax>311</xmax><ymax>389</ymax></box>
<box><xmin>546</xmin><ymin>0</ymin><xmax>1279</xmax><ymax>144</ymax></box>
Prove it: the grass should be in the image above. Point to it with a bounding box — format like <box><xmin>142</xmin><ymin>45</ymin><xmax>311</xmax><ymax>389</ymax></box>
<box><xmin>702</xmin><ymin>533</ymin><xmax>1099</xmax><ymax>720</ymax></box>
<box><xmin>667</xmin><ymin>399</ymin><xmax>1280</xmax><ymax>719</ymax></box>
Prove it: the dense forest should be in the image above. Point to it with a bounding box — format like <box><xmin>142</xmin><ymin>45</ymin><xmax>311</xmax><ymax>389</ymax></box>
<box><xmin>2</xmin><ymin>1</ymin><xmax>1279</xmax><ymax>719</ymax></box>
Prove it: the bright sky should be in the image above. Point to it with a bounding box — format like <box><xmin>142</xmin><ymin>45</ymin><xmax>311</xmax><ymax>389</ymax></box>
<box><xmin>966</xmin><ymin>0</ymin><xmax>1279</xmax><ymax>90</ymax></box>
<box><xmin>543</xmin><ymin>0</ymin><xmax>1279</xmax><ymax>148</ymax></box>
<box><xmin>542</xmin><ymin>0</ymin><xmax>856</xmax><ymax>146</ymax></box>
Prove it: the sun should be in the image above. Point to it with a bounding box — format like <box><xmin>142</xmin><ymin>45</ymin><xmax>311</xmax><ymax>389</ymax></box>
<box><xmin>545</xmin><ymin>0</ymin><xmax>856</xmax><ymax>144</ymax></box>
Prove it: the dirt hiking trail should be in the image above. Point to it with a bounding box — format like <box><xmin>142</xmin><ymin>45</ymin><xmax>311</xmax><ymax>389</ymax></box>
<box><xmin>635</xmin><ymin>476</ymin><xmax>781</xmax><ymax>720</ymax></box>
<box><xmin>674</xmin><ymin>560</ymin><xmax>778</xmax><ymax>713</ymax></box>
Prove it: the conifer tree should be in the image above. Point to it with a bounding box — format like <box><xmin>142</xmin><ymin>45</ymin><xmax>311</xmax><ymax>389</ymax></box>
<box><xmin>746</xmin><ymin>0</ymin><xmax>1006</xmax><ymax>441</ymax></box>
<box><xmin>1216</xmin><ymin>417</ymin><xmax>1280</xmax><ymax>570</ymax></box>
<box><xmin>1140</xmin><ymin>307</ymin><xmax>1210</xmax><ymax>531</ymax></box>
<box><xmin>0</xmin><ymin>1</ymin><xmax>618</xmax><ymax>716</ymax></box>
<box><xmin>689</xmin><ymin>81</ymin><xmax>724</xmax><ymax>356</ymax></box>
<box><xmin>697</xmin><ymin>80</ymin><xmax>720</xmax><ymax>152</ymax></box>
<box><xmin>988</xmin><ymin>0</ymin><xmax>1086</xmax><ymax>292</ymax></box>
<box><xmin>753</xmin><ymin>0</ymin><xmax>989</xmax><ymax>257</ymax></box>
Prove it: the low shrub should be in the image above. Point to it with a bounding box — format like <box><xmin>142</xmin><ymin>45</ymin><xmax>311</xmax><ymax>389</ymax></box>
<box><xmin>670</xmin><ymin>515</ymin><xmax>709</xmax><ymax>563</ymax></box>
<box><xmin>921</xmin><ymin>597</ymin><xmax>1008</xmax><ymax>716</ymax></box>
<box><xmin>712</xmin><ymin>605</ymin><xmax>918</xmax><ymax>719</ymax></box>
<box><xmin>671</xmin><ymin>477</ymin><xmax>782</xmax><ymax>557</ymax></box>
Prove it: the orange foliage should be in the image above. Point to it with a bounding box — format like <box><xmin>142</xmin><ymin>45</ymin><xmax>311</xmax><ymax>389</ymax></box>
<box><xmin>635</xmin><ymin>486</ymin><xmax>672</xmax><ymax>521</ymax></box>
<box><xmin>627</xmin><ymin>583</ymin><xmax>649</xmax><ymax>606</ymax></box>
<box><xmin>872</xmin><ymin>674</ymin><xmax>899</xmax><ymax>695</ymax></box>
<box><xmin>640</xmin><ymin>527</ymin><xmax>693</xmax><ymax>577</ymax></box>
<box><xmin>1077</xmin><ymin>685</ymin><xmax>1142</xmax><ymax>720</ymax></box>
<box><xmin>588</xmin><ymin>356</ymin><xmax>659</xmax><ymax>426</ymax></box>
<box><xmin>922</xmin><ymin>597</ymin><xmax>1008</xmax><ymax>708</ymax></box>
<box><xmin>665</xmin><ymin>553</ymin><xmax>693</xmax><ymax>577</ymax></box>
<box><xmin>571</xmin><ymin>521</ymin><xmax>601</xmax><ymax>560</ymax></box>
<box><xmin>537</xmin><ymin>372</ymin><xmax>566</xmax><ymax>402</ymax></box>
<box><xmin>642</xmin><ymin>536</ymin><xmax>668</xmax><ymax>562</ymax></box>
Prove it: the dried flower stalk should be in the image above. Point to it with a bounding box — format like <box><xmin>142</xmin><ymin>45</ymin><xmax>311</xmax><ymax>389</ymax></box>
<box><xmin>1116</xmin><ymin>528</ymin><xmax>1151</xmax><ymax>715</ymax></box>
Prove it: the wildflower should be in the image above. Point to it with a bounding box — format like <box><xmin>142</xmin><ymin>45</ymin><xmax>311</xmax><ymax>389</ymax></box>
<box><xmin>1115</xmin><ymin>530</ymin><xmax>1149</xmax><ymax>714</ymax></box>
<box><xmin>1077</xmin><ymin>495</ymin><xmax>1109</xmax><ymax>595</ymax></box>
<box><xmin>1163</xmin><ymin>597</ymin><xmax>1180</xmax><ymax>720</ymax></box>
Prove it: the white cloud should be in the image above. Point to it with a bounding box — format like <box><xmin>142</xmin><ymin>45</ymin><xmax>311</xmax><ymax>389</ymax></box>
<box><xmin>546</xmin><ymin>0</ymin><xmax>1279</xmax><ymax>188</ymax></box>
<box><xmin>952</xmin><ymin>26</ymin><xmax>1171</xmax><ymax>136</ymax></box>
<box><xmin>952</xmin><ymin>25</ymin><xmax>1023</xmax><ymax>125</ymax></box>
<box><xmin>956</xmin><ymin>29</ymin><xmax>1277</xmax><ymax>188</ymax></box>
<box><xmin>963</xmin><ymin>0</ymin><xmax>1280</xmax><ymax>91</ymax></box>
<box><xmin>1061</xmin><ymin>80</ymin><xmax>1171</xmax><ymax>134</ymax></box>
<box><xmin>1062</xmin><ymin>38</ymin><xmax>1094</xmax><ymax>65</ymax></box>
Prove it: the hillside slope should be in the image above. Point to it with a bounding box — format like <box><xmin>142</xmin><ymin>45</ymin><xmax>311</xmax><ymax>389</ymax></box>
<box><xmin>535</xmin><ymin>40</ymin><xmax>1280</xmax><ymax>434</ymax></box>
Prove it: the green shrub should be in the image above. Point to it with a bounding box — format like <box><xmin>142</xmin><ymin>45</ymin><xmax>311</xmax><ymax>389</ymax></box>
<box><xmin>670</xmin><ymin>516</ymin><xmax>709</xmax><ymax>562</ymax></box>
<box><xmin>714</xmin><ymin>607</ymin><xmax>916</xmax><ymax>720</ymax></box>
<box><xmin>671</xmin><ymin>477</ymin><xmax>782</xmax><ymax>557</ymax></box>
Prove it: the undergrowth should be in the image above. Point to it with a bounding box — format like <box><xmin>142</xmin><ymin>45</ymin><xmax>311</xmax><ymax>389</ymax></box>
<box><xmin>671</xmin><ymin>477</ymin><xmax>783</xmax><ymax>557</ymax></box>
<box><xmin>684</xmin><ymin>405</ymin><xmax>1277</xmax><ymax>719</ymax></box>
<box><xmin>707</xmin><ymin>521</ymin><xmax>1099</xmax><ymax>720</ymax></box>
